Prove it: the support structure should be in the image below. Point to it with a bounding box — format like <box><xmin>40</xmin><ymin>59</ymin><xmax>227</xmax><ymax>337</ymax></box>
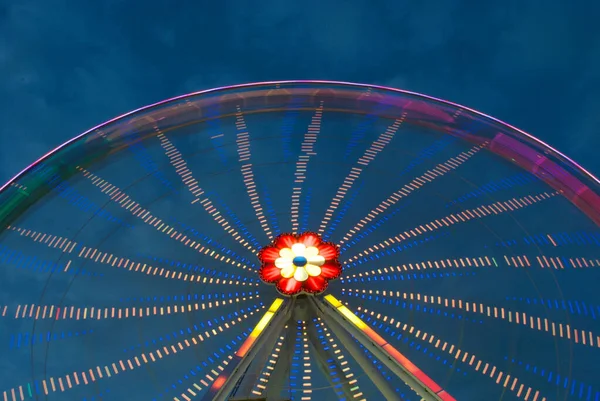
<box><xmin>310</xmin><ymin>302</ymin><xmax>401</xmax><ymax>401</ymax></box>
<box><xmin>315</xmin><ymin>295</ymin><xmax>456</xmax><ymax>401</ymax></box>
<box><xmin>203</xmin><ymin>294</ymin><xmax>456</xmax><ymax>401</ymax></box>
<box><xmin>263</xmin><ymin>324</ymin><xmax>295</xmax><ymax>401</ymax></box>
<box><xmin>202</xmin><ymin>298</ymin><xmax>292</xmax><ymax>401</ymax></box>
<box><xmin>304</xmin><ymin>322</ymin><xmax>364</xmax><ymax>401</ymax></box>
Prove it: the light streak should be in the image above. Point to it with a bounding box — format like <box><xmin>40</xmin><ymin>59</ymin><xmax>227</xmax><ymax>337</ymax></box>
<box><xmin>323</xmin><ymin>295</ymin><xmax>456</xmax><ymax>401</ymax></box>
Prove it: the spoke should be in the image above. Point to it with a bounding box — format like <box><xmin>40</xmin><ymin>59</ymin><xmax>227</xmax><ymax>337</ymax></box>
<box><xmin>445</xmin><ymin>171</ymin><xmax>538</xmax><ymax>208</ymax></box>
<box><xmin>399</xmin><ymin>136</ymin><xmax>458</xmax><ymax>177</ymax></box>
<box><xmin>345</xmin><ymin>288</ymin><xmax>600</xmax><ymax>349</ymax></box>
<box><xmin>173</xmin><ymin>354</ymin><xmax>236</xmax><ymax>401</ymax></box>
<box><xmin>291</xmin><ymin>102</ymin><xmax>324</xmax><ymax>233</ymax></box>
<box><xmin>339</xmin><ymin>143</ymin><xmax>488</xmax><ymax>246</ymax></box>
<box><xmin>250</xmin><ymin>330</ymin><xmax>287</xmax><ymax>397</ymax></box>
<box><xmin>9</xmin><ymin>181</ymin><xmax>27</xmax><ymax>191</ymax></box>
<box><xmin>8</xmin><ymin>293</ymin><xmax>259</xmax><ymax>322</ymax></box>
<box><xmin>234</xmin><ymin>106</ymin><xmax>273</xmax><ymax>239</ymax></box>
<box><xmin>497</xmin><ymin>230</ymin><xmax>600</xmax><ymax>249</ymax></box>
<box><xmin>1</xmin><ymin>304</ymin><xmax>265</xmax><ymax>400</ymax></box>
<box><xmin>122</xmin><ymin>301</ymin><xmax>262</xmax><ymax>360</ymax></box>
<box><xmin>539</xmin><ymin>255</ymin><xmax>600</xmax><ymax>269</ymax></box>
<box><xmin>311</xmin><ymin>298</ymin><xmax>402</xmax><ymax>401</ymax></box>
<box><xmin>341</xmin><ymin>254</ymin><xmax>600</xmax><ymax>283</ymax></box>
<box><xmin>318</xmin><ymin>115</ymin><xmax>405</xmax><ymax>236</ymax></box>
<box><xmin>266</xmin><ymin>323</ymin><xmax>297</xmax><ymax>400</ymax></box>
<box><xmin>318</xmin><ymin>294</ymin><xmax>456</xmax><ymax>401</ymax></box>
<box><xmin>155</xmin><ymin>130</ymin><xmax>258</xmax><ymax>254</ymax></box>
<box><xmin>118</xmin><ymin>128</ymin><xmax>178</xmax><ymax>193</ymax></box>
<box><xmin>503</xmin><ymin>355</ymin><xmax>596</xmax><ymax>398</ymax></box>
<box><xmin>76</xmin><ymin>167</ymin><xmax>255</xmax><ymax>273</ymax></box>
<box><xmin>314</xmin><ymin>318</ymin><xmax>366</xmax><ymax>401</ymax></box>
<box><xmin>356</xmin><ymin>305</ymin><xmax>549</xmax><ymax>401</ymax></box>
<box><xmin>5</xmin><ymin>225</ymin><xmax>259</xmax><ymax>286</ymax></box>
<box><xmin>295</xmin><ymin>320</ymin><xmax>313</xmax><ymax>400</ymax></box>
<box><xmin>340</xmin><ymin>255</ymin><xmax>497</xmax><ymax>282</ymax></box>
<box><xmin>166</xmin><ymin>344</ymin><xmax>238</xmax><ymax>400</ymax></box>
<box><xmin>33</xmin><ymin>161</ymin><xmax>131</xmax><ymax>227</ymax></box>
<box><xmin>343</xmin><ymin>191</ymin><xmax>559</xmax><ymax>267</ymax></box>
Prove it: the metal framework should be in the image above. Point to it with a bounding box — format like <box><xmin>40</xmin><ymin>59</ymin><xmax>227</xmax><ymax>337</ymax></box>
<box><xmin>202</xmin><ymin>294</ymin><xmax>456</xmax><ymax>401</ymax></box>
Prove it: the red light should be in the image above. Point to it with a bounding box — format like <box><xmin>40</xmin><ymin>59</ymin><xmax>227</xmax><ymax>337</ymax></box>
<box><xmin>437</xmin><ymin>390</ymin><xmax>457</xmax><ymax>401</ymax></box>
<box><xmin>382</xmin><ymin>344</ymin><xmax>442</xmax><ymax>394</ymax></box>
<box><xmin>236</xmin><ymin>337</ymin><xmax>254</xmax><ymax>358</ymax></box>
<box><xmin>362</xmin><ymin>326</ymin><xmax>388</xmax><ymax>347</ymax></box>
<box><xmin>258</xmin><ymin>232</ymin><xmax>341</xmax><ymax>296</ymax></box>
<box><xmin>213</xmin><ymin>376</ymin><xmax>226</xmax><ymax>390</ymax></box>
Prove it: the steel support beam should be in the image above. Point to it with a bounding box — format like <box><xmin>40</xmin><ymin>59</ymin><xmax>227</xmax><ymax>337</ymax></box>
<box><xmin>313</xmin><ymin>296</ymin><xmax>455</xmax><ymax>401</ymax></box>
<box><xmin>203</xmin><ymin>298</ymin><xmax>293</xmax><ymax>401</ymax></box>
<box><xmin>308</xmin><ymin>298</ymin><xmax>401</xmax><ymax>401</ymax></box>
<box><xmin>305</xmin><ymin>322</ymin><xmax>362</xmax><ymax>401</ymax></box>
<box><xmin>264</xmin><ymin>323</ymin><xmax>296</xmax><ymax>401</ymax></box>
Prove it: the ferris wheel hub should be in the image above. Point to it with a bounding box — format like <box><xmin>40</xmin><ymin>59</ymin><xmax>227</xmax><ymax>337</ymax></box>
<box><xmin>257</xmin><ymin>232</ymin><xmax>342</xmax><ymax>296</ymax></box>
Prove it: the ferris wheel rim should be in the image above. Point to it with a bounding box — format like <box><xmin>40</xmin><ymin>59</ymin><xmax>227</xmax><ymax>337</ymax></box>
<box><xmin>2</xmin><ymin>79</ymin><xmax>599</xmax><ymax>196</ymax></box>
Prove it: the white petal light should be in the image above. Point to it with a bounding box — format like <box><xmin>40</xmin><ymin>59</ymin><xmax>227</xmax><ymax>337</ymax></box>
<box><xmin>305</xmin><ymin>264</ymin><xmax>322</xmax><ymax>277</ymax></box>
<box><xmin>281</xmin><ymin>265</ymin><xmax>295</xmax><ymax>278</ymax></box>
<box><xmin>294</xmin><ymin>266</ymin><xmax>309</xmax><ymax>281</ymax></box>
<box><xmin>275</xmin><ymin>257</ymin><xmax>293</xmax><ymax>269</ymax></box>
<box><xmin>279</xmin><ymin>248</ymin><xmax>294</xmax><ymax>259</ymax></box>
<box><xmin>307</xmin><ymin>255</ymin><xmax>325</xmax><ymax>266</ymax></box>
<box><xmin>305</xmin><ymin>246</ymin><xmax>319</xmax><ymax>257</ymax></box>
<box><xmin>291</xmin><ymin>243</ymin><xmax>306</xmax><ymax>256</ymax></box>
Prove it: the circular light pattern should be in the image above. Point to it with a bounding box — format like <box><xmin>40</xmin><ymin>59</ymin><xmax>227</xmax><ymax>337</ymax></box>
<box><xmin>259</xmin><ymin>232</ymin><xmax>341</xmax><ymax>295</ymax></box>
<box><xmin>0</xmin><ymin>81</ymin><xmax>599</xmax><ymax>400</ymax></box>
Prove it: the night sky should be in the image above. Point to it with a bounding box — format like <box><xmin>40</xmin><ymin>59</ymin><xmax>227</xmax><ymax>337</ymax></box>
<box><xmin>1</xmin><ymin>0</ymin><xmax>600</xmax><ymax>183</ymax></box>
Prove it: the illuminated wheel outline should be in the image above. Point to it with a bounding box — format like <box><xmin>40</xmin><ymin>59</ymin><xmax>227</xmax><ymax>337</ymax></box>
<box><xmin>0</xmin><ymin>81</ymin><xmax>598</xmax><ymax>401</ymax></box>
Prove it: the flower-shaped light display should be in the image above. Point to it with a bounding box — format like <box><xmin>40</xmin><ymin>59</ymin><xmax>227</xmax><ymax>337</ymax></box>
<box><xmin>258</xmin><ymin>232</ymin><xmax>341</xmax><ymax>296</ymax></box>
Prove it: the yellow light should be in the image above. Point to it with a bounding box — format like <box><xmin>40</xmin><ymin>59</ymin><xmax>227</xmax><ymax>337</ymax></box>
<box><xmin>269</xmin><ymin>298</ymin><xmax>285</xmax><ymax>313</ymax></box>
<box><xmin>253</xmin><ymin>298</ymin><xmax>284</xmax><ymax>335</ymax></box>
<box><xmin>252</xmin><ymin>312</ymin><xmax>274</xmax><ymax>336</ymax></box>
<box><xmin>324</xmin><ymin>296</ymin><xmax>454</xmax><ymax>400</ymax></box>
<box><xmin>324</xmin><ymin>294</ymin><xmax>342</xmax><ymax>308</ymax></box>
<box><xmin>324</xmin><ymin>295</ymin><xmax>366</xmax><ymax>329</ymax></box>
<box><xmin>236</xmin><ymin>298</ymin><xmax>285</xmax><ymax>357</ymax></box>
<box><xmin>338</xmin><ymin>306</ymin><xmax>367</xmax><ymax>329</ymax></box>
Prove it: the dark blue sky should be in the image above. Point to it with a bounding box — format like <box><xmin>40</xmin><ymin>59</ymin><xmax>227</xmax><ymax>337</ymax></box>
<box><xmin>1</xmin><ymin>0</ymin><xmax>600</xmax><ymax>184</ymax></box>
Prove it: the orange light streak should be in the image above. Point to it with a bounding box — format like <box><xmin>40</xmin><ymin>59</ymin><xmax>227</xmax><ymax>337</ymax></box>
<box><xmin>324</xmin><ymin>295</ymin><xmax>455</xmax><ymax>400</ymax></box>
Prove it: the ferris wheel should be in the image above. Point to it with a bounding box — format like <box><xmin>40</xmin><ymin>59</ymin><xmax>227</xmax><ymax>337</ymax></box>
<box><xmin>0</xmin><ymin>81</ymin><xmax>599</xmax><ymax>401</ymax></box>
